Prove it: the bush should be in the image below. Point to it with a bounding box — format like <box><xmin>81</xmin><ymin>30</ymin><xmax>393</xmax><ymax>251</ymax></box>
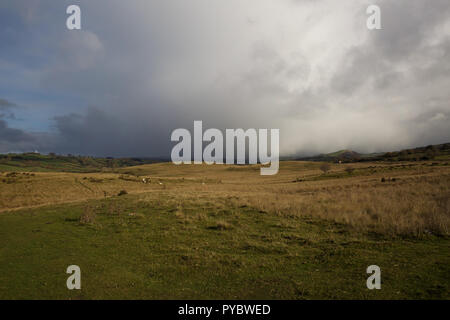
<box><xmin>209</xmin><ymin>221</ymin><xmax>232</xmax><ymax>231</ymax></box>
<box><xmin>345</xmin><ymin>167</ymin><xmax>355</xmax><ymax>174</ymax></box>
<box><xmin>320</xmin><ymin>163</ymin><xmax>331</xmax><ymax>174</ymax></box>
<box><xmin>79</xmin><ymin>206</ymin><xmax>96</xmax><ymax>225</ymax></box>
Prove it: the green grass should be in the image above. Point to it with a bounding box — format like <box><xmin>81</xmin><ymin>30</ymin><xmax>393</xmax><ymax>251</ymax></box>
<box><xmin>0</xmin><ymin>193</ymin><xmax>448</xmax><ymax>299</ymax></box>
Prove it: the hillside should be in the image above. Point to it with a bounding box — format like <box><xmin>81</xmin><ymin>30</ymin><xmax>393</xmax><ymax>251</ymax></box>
<box><xmin>1</xmin><ymin>142</ymin><xmax>449</xmax><ymax>172</ymax></box>
<box><xmin>298</xmin><ymin>143</ymin><xmax>450</xmax><ymax>163</ymax></box>
<box><xmin>0</xmin><ymin>153</ymin><xmax>164</xmax><ymax>173</ymax></box>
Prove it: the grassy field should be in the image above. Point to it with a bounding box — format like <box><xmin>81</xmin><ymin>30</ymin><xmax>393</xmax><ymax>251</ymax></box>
<box><xmin>0</xmin><ymin>161</ymin><xmax>449</xmax><ymax>299</ymax></box>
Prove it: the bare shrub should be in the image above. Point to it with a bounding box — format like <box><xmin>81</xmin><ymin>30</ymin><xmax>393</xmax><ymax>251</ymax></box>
<box><xmin>79</xmin><ymin>206</ymin><xmax>96</xmax><ymax>225</ymax></box>
<box><xmin>320</xmin><ymin>163</ymin><xmax>331</xmax><ymax>174</ymax></box>
<box><xmin>209</xmin><ymin>221</ymin><xmax>232</xmax><ymax>230</ymax></box>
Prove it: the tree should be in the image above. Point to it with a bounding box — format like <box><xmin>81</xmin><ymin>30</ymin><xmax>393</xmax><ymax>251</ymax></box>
<box><xmin>320</xmin><ymin>163</ymin><xmax>331</xmax><ymax>174</ymax></box>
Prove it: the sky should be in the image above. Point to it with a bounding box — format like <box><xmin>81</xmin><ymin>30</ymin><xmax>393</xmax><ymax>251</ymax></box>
<box><xmin>0</xmin><ymin>0</ymin><xmax>449</xmax><ymax>157</ymax></box>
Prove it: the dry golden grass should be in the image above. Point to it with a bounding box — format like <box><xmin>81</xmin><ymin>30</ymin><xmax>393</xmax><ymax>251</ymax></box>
<box><xmin>1</xmin><ymin>161</ymin><xmax>449</xmax><ymax>236</ymax></box>
<box><xmin>239</xmin><ymin>174</ymin><xmax>449</xmax><ymax>236</ymax></box>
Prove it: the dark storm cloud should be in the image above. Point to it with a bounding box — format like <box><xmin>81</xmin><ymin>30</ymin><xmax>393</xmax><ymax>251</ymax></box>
<box><xmin>0</xmin><ymin>119</ymin><xmax>33</xmax><ymax>142</ymax></box>
<box><xmin>0</xmin><ymin>98</ymin><xmax>17</xmax><ymax>120</ymax></box>
<box><xmin>0</xmin><ymin>0</ymin><xmax>449</xmax><ymax>156</ymax></box>
<box><xmin>51</xmin><ymin>107</ymin><xmax>173</xmax><ymax>157</ymax></box>
<box><xmin>0</xmin><ymin>98</ymin><xmax>16</xmax><ymax>108</ymax></box>
<box><xmin>0</xmin><ymin>118</ymin><xmax>38</xmax><ymax>153</ymax></box>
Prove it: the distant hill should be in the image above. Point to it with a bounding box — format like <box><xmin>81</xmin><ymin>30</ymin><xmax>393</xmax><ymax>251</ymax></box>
<box><xmin>2</xmin><ymin>142</ymin><xmax>449</xmax><ymax>172</ymax></box>
<box><xmin>0</xmin><ymin>153</ymin><xmax>166</xmax><ymax>173</ymax></box>
<box><xmin>297</xmin><ymin>143</ymin><xmax>450</xmax><ymax>163</ymax></box>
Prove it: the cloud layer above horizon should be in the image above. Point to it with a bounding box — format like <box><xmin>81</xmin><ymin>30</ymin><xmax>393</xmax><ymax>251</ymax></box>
<box><xmin>1</xmin><ymin>0</ymin><xmax>449</xmax><ymax>157</ymax></box>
